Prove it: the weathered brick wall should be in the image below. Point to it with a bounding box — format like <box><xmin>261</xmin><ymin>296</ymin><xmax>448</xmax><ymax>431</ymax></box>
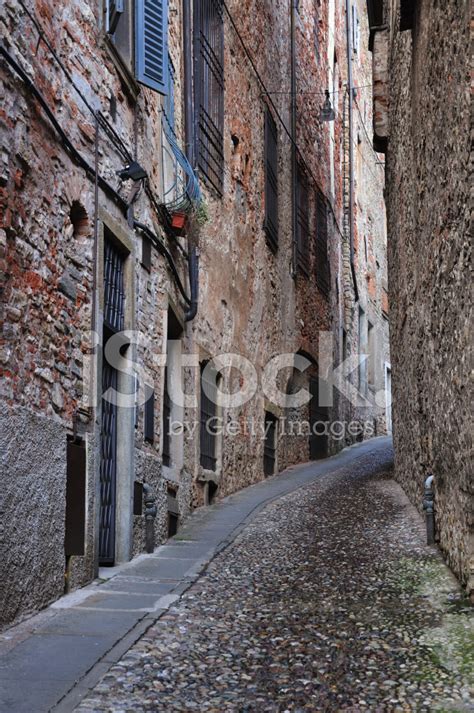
<box><xmin>382</xmin><ymin>0</ymin><xmax>472</xmax><ymax>593</ymax></box>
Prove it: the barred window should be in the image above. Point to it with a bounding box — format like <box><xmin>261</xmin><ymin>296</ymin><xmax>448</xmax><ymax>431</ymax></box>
<box><xmin>194</xmin><ymin>0</ymin><xmax>224</xmax><ymax>195</ymax></box>
<box><xmin>264</xmin><ymin>107</ymin><xmax>278</xmax><ymax>251</ymax></box>
<box><xmin>296</xmin><ymin>163</ymin><xmax>310</xmax><ymax>275</ymax></box>
<box><xmin>315</xmin><ymin>190</ymin><xmax>330</xmax><ymax>296</ymax></box>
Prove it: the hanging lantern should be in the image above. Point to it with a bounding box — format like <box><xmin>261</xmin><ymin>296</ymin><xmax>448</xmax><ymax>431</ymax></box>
<box><xmin>320</xmin><ymin>90</ymin><xmax>335</xmax><ymax>122</ymax></box>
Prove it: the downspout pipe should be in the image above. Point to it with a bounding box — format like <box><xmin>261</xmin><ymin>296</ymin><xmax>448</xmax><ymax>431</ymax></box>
<box><xmin>185</xmin><ymin>246</ymin><xmax>199</xmax><ymax>321</ymax></box>
<box><xmin>183</xmin><ymin>0</ymin><xmax>199</xmax><ymax>322</ymax></box>
<box><xmin>345</xmin><ymin>0</ymin><xmax>359</xmax><ymax>303</ymax></box>
<box><xmin>290</xmin><ymin>0</ymin><xmax>298</xmax><ymax>278</ymax></box>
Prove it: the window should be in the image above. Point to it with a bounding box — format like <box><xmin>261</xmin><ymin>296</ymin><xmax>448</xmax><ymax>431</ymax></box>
<box><xmin>296</xmin><ymin>163</ymin><xmax>310</xmax><ymax>275</ymax></box>
<box><xmin>358</xmin><ymin>307</ymin><xmax>367</xmax><ymax>393</ymax></box>
<box><xmin>264</xmin><ymin>107</ymin><xmax>278</xmax><ymax>251</ymax></box>
<box><xmin>194</xmin><ymin>0</ymin><xmax>224</xmax><ymax>194</ymax></box>
<box><xmin>200</xmin><ymin>363</ymin><xmax>218</xmax><ymax>471</ymax></box>
<box><xmin>315</xmin><ymin>190</ymin><xmax>330</xmax><ymax>295</ymax></box>
<box><xmin>351</xmin><ymin>4</ymin><xmax>360</xmax><ymax>54</ymax></box>
<box><xmin>162</xmin><ymin>307</ymin><xmax>184</xmax><ymax>470</ymax></box>
<box><xmin>163</xmin><ymin>56</ymin><xmax>175</xmax><ymax>130</ymax></box>
<box><xmin>263</xmin><ymin>411</ymin><xmax>277</xmax><ymax>476</ymax></box>
<box><xmin>106</xmin><ymin>0</ymin><xmax>133</xmax><ymax>68</ymax></box>
<box><xmin>106</xmin><ymin>0</ymin><xmax>169</xmax><ymax>94</ymax></box>
<box><xmin>367</xmin><ymin>322</ymin><xmax>375</xmax><ymax>389</ymax></box>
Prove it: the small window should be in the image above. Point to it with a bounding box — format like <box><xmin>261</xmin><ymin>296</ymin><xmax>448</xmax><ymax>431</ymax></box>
<box><xmin>263</xmin><ymin>412</ymin><xmax>277</xmax><ymax>476</ymax></box>
<box><xmin>194</xmin><ymin>0</ymin><xmax>224</xmax><ymax>194</ymax></box>
<box><xmin>315</xmin><ymin>190</ymin><xmax>330</xmax><ymax>296</ymax></box>
<box><xmin>106</xmin><ymin>0</ymin><xmax>133</xmax><ymax>69</ymax></box>
<box><xmin>264</xmin><ymin>107</ymin><xmax>278</xmax><ymax>251</ymax></box>
<box><xmin>296</xmin><ymin>163</ymin><xmax>310</xmax><ymax>276</ymax></box>
<box><xmin>200</xmin><ymin>363</ymin><xmax>218</xmax><ymax>471</ymax></box>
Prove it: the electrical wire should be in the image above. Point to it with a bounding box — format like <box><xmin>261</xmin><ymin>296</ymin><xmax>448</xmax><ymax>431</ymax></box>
<box><xmin>261</xmin><ymin>83</ymin><xmax>376</xmax><ymax>97</ymax></box>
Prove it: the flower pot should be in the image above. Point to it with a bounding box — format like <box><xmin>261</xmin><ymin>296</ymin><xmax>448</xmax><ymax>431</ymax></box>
<box><xmin>171</xmin><ymin>211</ymin><xmax>187</xmax><ymax>236</ymax></box>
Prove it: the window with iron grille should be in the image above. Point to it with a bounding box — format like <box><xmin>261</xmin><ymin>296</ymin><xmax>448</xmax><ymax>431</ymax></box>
<box><xmin>264</xmin><ymin>107</ymin><xmax>278</xmax><ymax>251</ymax></box>
<box><xmin>193</xmin><ymin>0</ymin><xmax>224</xmax><ymax>195</ymax></box>
<box><xmin>315</xmin><ymin>190</ymin><xmax>330</xmax><ymax>296</ymax></box>
<box><xmin>200</xmin><ymin>363</ymin><xmax>218</xmax><ymax>471</ymax></box>
<box><xmin>263</xmin><ymin>411</ymin><xmax>277</xmax><ymax>476</ymax></box>
<box><xmin>296</xmin><ymin>163</ymin><xmax>310</xmax><ymax>276</ymax></box>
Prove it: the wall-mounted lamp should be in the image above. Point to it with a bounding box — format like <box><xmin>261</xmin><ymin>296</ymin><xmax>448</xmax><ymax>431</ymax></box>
<box><xmin>117</xmin><ymin>161</ymin><xmax>147</xmax><ymax>181</ymax></box>
<box><xmin>320</xmin><ymin>90</ymin><xmax>336</xmax><ymax>122</ymax></box>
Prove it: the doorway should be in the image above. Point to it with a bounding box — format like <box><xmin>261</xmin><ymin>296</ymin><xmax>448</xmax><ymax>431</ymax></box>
<box><xmin>309</xmin><ymin>377</ymin><xmax>329</xmax><ymax>460</ymax></box>
<box><xmin>99</xmin><ymin>238</ymin><xmax>126</xmax><ymax>564</ymax></box>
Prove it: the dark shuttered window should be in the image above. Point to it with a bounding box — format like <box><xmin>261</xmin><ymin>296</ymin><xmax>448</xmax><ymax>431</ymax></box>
<box><xmin>315</xmin><ymin>190</ymin><xmax>330</xmax><ymax>296</ymax></box>
<box><xmin>194</xmin><ymin>0</ymin><xmax>224</xmax><ymax>195</ymax></box>
<box><xmin>296</xmin><ymin>164</ymin><xmax>310</xmax><ymax>276</ymax></box>
<box><xmin>136</xmin><ymin>0</ymin><xmax>169</xmax><ymax>95</ymax></box>
<box><xmin>264</xmin><ymin>107</ymin><xmax>278</xmax><ymax>251</ymax></box>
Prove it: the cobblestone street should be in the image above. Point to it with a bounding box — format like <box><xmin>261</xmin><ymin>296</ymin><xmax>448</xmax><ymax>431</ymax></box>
<box><xmin>77</xmin><ymin>446</ymin><xmax>473</xmax><ymax>712</ymax></box>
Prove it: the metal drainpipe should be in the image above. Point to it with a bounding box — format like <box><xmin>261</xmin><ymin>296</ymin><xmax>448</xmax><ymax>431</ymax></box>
<box><xmin>423</xmin><ymin>475</ymin><xmax>435</xmax><ymax>545</ymax></box>
<box><xmin>290</xmin><ymin>0</ymin><xmax>297</xmax><ymax>279</ymax></box>
<box><xmin>183</xmin><ymin>0</ymin><xmax>199</xmax><ymax>322</ymax></box>
<box><xmin>345</xmin><ymin>0</ymin><xmax>359</xmax><ymax>303</ymax></box>
<box><xmin>143</xmin><ymin>483</ymin><xmax>157</xmax><ymax>554</ymax></box>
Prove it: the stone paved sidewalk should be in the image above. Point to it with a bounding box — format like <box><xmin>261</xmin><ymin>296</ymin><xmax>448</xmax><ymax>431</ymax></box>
<box><xmin>0</xmin><ymin>437</ymin><xmax>396</xmax><ymax>712</ymax></box>
<box><xmin>76</xmin><ymin>445</ymin><xmax>473</xmax><ymax>712</ymax></box>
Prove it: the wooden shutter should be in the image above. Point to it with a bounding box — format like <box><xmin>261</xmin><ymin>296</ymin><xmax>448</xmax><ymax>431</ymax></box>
<box><xmin>136</xmin><ymin>0</ymin><xmax>169</xmax><ymax>95</ymax></box>
<box><xmin>264</xmin><ymin>108</ymin><xmax>278</xmax><ymax>251</ymax></box>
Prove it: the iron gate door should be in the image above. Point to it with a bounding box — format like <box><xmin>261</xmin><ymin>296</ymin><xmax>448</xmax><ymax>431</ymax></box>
<box><xmin>99</xmin><ymin>237</ymin><xmax>125</xmax><ymax>564</ymax></box>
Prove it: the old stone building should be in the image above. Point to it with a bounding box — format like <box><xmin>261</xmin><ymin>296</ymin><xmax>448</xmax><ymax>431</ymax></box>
<box><xmin>0</xmin><ymin>0</ymin><xmax>388</xmax><ymax>628</ymax></box>
<box><xmin>366</xmin><ymin>0</ymin><xmax>472</xmax><ymax>596</ymax></box>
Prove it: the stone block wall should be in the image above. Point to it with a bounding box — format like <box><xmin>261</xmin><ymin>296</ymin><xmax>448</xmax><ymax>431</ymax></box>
<box><xmin>374</xmin><ymin>0</ymin><xmax>472</xmax><ymax>594</ymax></box>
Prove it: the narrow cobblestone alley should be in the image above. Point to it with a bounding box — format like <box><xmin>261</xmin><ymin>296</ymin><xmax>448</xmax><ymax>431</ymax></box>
<box><xmin>75</xmin><ymin>444</ymin><xmax>473</xmax><ymax>712</ymax></box>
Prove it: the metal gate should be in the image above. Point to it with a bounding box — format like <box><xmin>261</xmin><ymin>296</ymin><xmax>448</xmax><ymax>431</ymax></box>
<box><xmin>99</xmin><ymin>238</ymin><xmax>125</xmax><ymax>564</ymax></box>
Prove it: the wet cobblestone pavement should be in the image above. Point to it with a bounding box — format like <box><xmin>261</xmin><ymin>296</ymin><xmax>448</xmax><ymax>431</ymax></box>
<box><xmin>78</xmin><ymin>447</ymin><xmax>473</xmax><ymax>711</ymax></box>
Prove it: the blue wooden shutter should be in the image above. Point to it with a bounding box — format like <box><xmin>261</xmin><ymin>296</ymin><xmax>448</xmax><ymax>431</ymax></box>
<box><xmin>136</xmin><ymin>0</ymin><xmax>169</xmax><ymax>95</ymax></box>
